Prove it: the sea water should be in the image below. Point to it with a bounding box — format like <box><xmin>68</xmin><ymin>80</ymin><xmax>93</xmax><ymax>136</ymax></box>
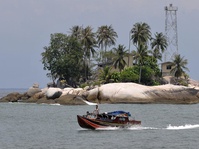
<box><xmin>0</xmin><ymin>89</ymin><xmax>199</xmax><ymax>149</ymax></box>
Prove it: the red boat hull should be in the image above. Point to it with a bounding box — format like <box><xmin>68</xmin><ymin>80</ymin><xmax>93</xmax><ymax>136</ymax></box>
<box><xmin>77</xmin><ymin>115</ymin><xmax>141</xmax><ymax>129</ymax></box>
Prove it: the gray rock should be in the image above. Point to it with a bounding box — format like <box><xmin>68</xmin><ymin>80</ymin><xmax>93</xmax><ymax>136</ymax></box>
<box><xmin>46</xmin><ymin>88</ymin><xmax>63</xmax><ymax>99</ymax></box>
<box><xmin>84</xmin><ymin>83</ymin><xmax>199</xmax><ymax>104</ymax></box>
<box><xmin>27</xmin><ymin>87</ymin><xmax>42</xmax><ymax>97</ymax></box>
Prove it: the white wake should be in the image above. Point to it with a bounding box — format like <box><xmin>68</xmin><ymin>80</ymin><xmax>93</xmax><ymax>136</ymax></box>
<box><xmin>96</xmin><ymin>126</ymin><xmax>158</xmax><ymax>131</ymax></box>
<box><xmin>87</xmin><ymin>124</ymin><xmax>199</xmax><ymax>131</ymax></box>
<box><xmin>78</xmin><ymin>124</ymin><xmax>199</xmax><ymax>131</ymax></box>
<box><xmin>76</xmin><ymin>96</ymin><xmax>98</xmax><ymax>105</ymax></box>
<box><xmin>166</xmin><ymin>124</ymin><xmax>199</xmax><ymax>130</ymax></box>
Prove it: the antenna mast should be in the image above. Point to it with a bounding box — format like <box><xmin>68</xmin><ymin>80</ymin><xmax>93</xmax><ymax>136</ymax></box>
<box><xmin>164</xmin><ymin>4</ymin><xmax>178</xmax><ymax>61</ymax></box>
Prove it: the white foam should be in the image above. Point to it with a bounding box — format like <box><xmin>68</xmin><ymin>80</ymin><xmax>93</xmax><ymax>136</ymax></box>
<box><xmin>76</xmin><ymin>96</ymin><xmax>98</xmax><ymax>105</ymax></box>
<box><xmin>166</xmin><ymin>124</ymin><xmax>199</xmax><ymax>130</ymax></box>
<box><xmin>96</xmin><ymin>125</ymin><xmax>155</xmax><ymax>131</ymax></box>
<box><xmin>49</xmin><ymin>103</ymin><xmax>61</xmax><ymax>106</ymax></box>
<box><xmin>128</xmin><ymin>126</ymin><xmax>159</xmax><ymax>130</ymax></box>
<box><xmin>40</xmin><ymin>103</ymin><xmax>61</xmax><ymax>106</ymax></box>
<box><xmin>77</xmin><ymin>124</ymin><xmax>199</xmax><ymax>131</ymax></box>
<box><xmin>96</xmin><ymin>127</ymin><xmax>120</xmax><ymax>131</ymax></box>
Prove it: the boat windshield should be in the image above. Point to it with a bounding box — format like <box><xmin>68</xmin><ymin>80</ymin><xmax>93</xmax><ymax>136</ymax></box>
<box><xmin>107</xmin><ymin>111</ymin><xmax>131</xmax><ymax>117</ymax></box>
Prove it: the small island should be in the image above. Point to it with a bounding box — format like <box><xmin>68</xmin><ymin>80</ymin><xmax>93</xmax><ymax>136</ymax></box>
<box><xmin>1</xmin><ymin>23</ymin><xmax>199</xmax><ymax>105</ymax></box>
<box><xmin>1</xmin><ymin>80</ymin><xmax>199</xmax><ymax>105</ymax></box>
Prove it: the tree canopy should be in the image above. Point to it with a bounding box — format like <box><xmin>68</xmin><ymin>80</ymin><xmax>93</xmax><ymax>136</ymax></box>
<box><xmin>41</xmin><ymin>33</ymin><xmax>84</xmax><ymax>87</ymax></box>
<box><xmin>41</xmin><ymin>23</ymin><xmax>189</xmax><ymax>87</ymax></box>
<box><xmin>171</xmin><ymin>54</ymin><xmax>189</xmax><ymax>79</ymax></box>
<box><xmin>113</xmin><ymin>44</ymin><xmax>128</xmax><ymax>72</ymax></box>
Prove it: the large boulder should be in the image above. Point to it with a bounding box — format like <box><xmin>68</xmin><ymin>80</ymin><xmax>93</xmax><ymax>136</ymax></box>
<box><xmin>27</xmin><ymin>88</ymin><xmax>41</xmax><ymax>97</ymax></box>
<box><xmin>27</xmin><ymin>83</ymin><xmax>42</xmax><ymax>97</ymax></box>
<box><xmin>84</xmin><ymin>83</ymin><xmax>199</xmax><ymax>104</ymax></box>
<box><xmin>74</xmin><ymin>88</ymin><xmax>85</xmax><ymax>96</ymax></box>
<box><xmin>36</xmin><ymin>97</ymin><xmax>56</xmax><ymax>104</ymax></box>
<box><xmin>188</xmin><ymin>79</ymin><xmax>199</xmax><ymax>88</ymax></box>
<box><xmin>0</xmin><ymin>92</ymin><xmax>22</xmax><ymax>102</ymax></box>
<box><xmin>32</xmin><ymin>92</ymin><xmax>45</xmax><ymax>99</ymax></box>
<box><xmin>55</xmin><ymin>94</ymin><xmax>86</xmax><ymax>105</ymax></box>
<box><xmin>147</xmin><ymin>84</ymin><xmax>199</xmax><ymax>104</ymax></box>
<box><xmin>61</xmin><ymin>88</ymin><xmax>74</xmax><ymax>96</ymax></box>
<box><xmin>46</xmin><ymin>88</ymin><xmax>63</xmax><ymax>99</ymax></box>
<box><xmin>61</xmin><ymin>88</ymin><xmax>86</xmax><ymax>96</ymax></box>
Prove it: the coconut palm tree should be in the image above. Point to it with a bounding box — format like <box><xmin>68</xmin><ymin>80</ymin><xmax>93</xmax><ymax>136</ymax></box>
<box><xmin>171</xmin><ymin>54</ymin><xmax>189</xmax><ymax>79</ymax></box>
<box><xmin>99</xmin><ymin>66</ymin><xmax>113</xmax><ymax>84</ymax></box>
<box><xmin>113</xmin><ymin>44</ymin><xmax>128</xmax><ymax>72</ymax></box>
<box><xmin>70</xmin><ymin>25</ymin><xmax>97</xmax><ymax>60</ymax></box>
<box><xmin>81</xmin><ymin>26</ymin><xmax>97</xmax><ymax>59</ymax></box>
<box><xmin>150</xmin><ymin>32</ymin><xmax>168</xmax><ymax>61</ymax></box>
<box><xmin>69</xmin><ymin>25</ymin><xmax>83</xmax><ymax>39</ymax></box>
<box><xmin>130</xmin><ymin>22</ymin><xmax>151</xmax><ymax>47</ymax></box>
<box><xmin>130</xmin><ymin>22</ymin><xmax>151</xmax><ymax>84</ymax></box>
<box><xmin>96</xmin><ymin>25</ymin><xmax>118</xmax><ymax>62</ymax></box>
<box><xmin>81</xmin><ymin>26</ymin><xmax>97</xmax><ymax>80</ymax></box>
<box><xmin>132</xmin><ymin>43</ymin><xmax>149</xmax><ymax>83</ymax></box>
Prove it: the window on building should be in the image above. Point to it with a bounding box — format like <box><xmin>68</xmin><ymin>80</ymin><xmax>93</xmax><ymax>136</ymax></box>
<box><xmin>166</xmin><ymin>65</ymin><xmax>172</xmax><ymax>70</ymax></box>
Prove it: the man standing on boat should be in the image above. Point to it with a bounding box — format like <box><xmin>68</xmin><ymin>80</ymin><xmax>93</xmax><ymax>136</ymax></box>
<box><xmin>93</xmin><ymin>105</ymin><xmax>99</xmax><ymax>117</ymax></box>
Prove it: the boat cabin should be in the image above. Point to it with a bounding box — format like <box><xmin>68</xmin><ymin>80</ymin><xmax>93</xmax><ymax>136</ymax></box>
<box><xmin>96</xmin><ymin>111</ymin><xmax>131</xmax><ymax>123</ymax></box>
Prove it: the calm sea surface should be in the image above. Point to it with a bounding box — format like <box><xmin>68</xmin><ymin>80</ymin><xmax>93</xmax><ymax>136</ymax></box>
<box><xmin>0</xmin><ymin>89</ymin><xmax>199</xmax><ymax>149</ymax></box>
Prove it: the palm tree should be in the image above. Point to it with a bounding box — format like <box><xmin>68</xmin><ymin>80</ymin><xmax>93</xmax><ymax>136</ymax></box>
<box><xmin>81</xmin><ymin>26</ymin><xmax>97</xmax><ymax>80</ymax></box>
<box><xmin>70</xmin><ymin>25</ymin><xmax>97</xmax><ymax>60</ymax></box>
<box><xmin>81</xmin><ymin>26</ymin><xmax>97</xmax><ymax>59</ymax></box>
<box><xmin>113</xmin><ymin>44</ymin><xmax>128</xmax><ymax>72</ymax></box>
<box><xmin>171</xmin><ymin>54</ymin><xmax>189</xmax><ymax>79</ymax></box>
<box><xmin>149</xmin><ymin>48</ymin><xmax>162</xmax><ymax>61</ymax></box>
<box><xmin>130</xmin><ymin>22</ymin><xmax>151</xmax><ymax>84</ymax></box>
<box><xmin>69</xmin><ymin>25</ymin><xmax>83</xmax><ymax>39</ymax></box>
<box><xmin>96</xmin><ymin>25</ymin><xmax>118</xmax><ymax>62</ymax></box>
<box><xmin>150</xmin><ymin>32</ymin><xmax>168</xmax><ymax>61</ymax></box>
<box><xmin>99</xmin><ymin>66</ymin><xmax>113</xmax><ymax>84</ymax></box>
<box><xmin>130</xmin><ymin>22</ymin><xmax>151</xmax><ymax>47</ymax></box>
<box><xmin>132</xmin><ymin>43</ymin><xmax>149</xmax><ymax>83</ymax></box>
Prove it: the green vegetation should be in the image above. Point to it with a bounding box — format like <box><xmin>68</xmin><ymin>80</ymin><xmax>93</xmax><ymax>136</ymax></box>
<box><xmin>171</xmin><ymin>54</ymin><xmax>189</xmax><ymax>79</ymax></box>
<box><xmin>97</xmin><ymin>25</ymin><xmax>118</xmax><ymax>63</ymax></box>
<box><xmin>113</xmin><ymin>44</ymin><xmax>128</xmax><ymax>72</ymax></box>
<box><xmin>41</xmin><ymin>33</ymin><xmax>84</xmax><ymax>87</ymax></box>
<box><xmin>41</xmin><ymin>22</ymin><xmax>189</xmax><ymax>87</ymax></box>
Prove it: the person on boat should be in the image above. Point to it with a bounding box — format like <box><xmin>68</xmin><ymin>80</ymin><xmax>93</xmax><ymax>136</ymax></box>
<box><xmin>86</xmin><ymin>111</ymin><xmax>91</xmax><ymax>118</ymax></box>
<box><xmin>93</xmin><ymin>105</ymin><xmax>99</xmax><ymax>117</ymax></box>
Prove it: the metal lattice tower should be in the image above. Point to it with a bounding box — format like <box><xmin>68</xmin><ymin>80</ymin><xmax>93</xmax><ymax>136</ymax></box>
<box><xmin>164</xmin><ymin>4</ymin><xmax>178</xmax><ymax>62</ymax></box>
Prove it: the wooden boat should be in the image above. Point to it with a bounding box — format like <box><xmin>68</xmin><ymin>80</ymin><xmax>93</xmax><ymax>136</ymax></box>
<box><xmin>77</xmin><ymin>111</ymin><xmax>141</xmax><ymax>129</ymax></box>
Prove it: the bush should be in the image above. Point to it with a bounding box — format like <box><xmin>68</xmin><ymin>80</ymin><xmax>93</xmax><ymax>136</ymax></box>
<box><xmin>111</xmin><ymin>72</ymin><xmax>120</xmax><ymax>83</ymax></box>
<box><xmin>119</xmin><ymin>67</ymin><xmax>139</xmax><ymax>82</ymax></box>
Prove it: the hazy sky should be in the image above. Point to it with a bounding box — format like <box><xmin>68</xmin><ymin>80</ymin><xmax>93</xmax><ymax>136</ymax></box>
<box><xmin>0</xmin><ymin>0</ymin><xmax>199</xmax><ymax>88</ymax></box>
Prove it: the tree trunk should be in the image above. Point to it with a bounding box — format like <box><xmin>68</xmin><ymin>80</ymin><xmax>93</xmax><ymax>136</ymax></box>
<box><xmin>139</xmin><ymin>65</ymin><xmax>142</xmax><ymax>83</ymax></box>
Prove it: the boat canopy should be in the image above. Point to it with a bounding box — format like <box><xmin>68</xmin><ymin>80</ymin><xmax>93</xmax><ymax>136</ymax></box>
<box><xmin>107</xmin><ymin>111</ymin><xmax>131</xmax><ymax>117</ymax></box>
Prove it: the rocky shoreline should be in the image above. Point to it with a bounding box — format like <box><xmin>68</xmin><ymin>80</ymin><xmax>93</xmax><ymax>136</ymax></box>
<box><xmin>1</xmin><ymin>82</ymin><xmax>199</xmax><ymax>105</ymax></box>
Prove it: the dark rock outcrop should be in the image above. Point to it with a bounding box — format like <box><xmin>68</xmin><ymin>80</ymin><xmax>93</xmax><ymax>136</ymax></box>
<box><xmin>55</xmin><ymin>94</ymin><xmax>86</xmax><ymax>105</ymax></box>
<box><xmin>0</xmin><ymin>92</ymin><xmax>23</xmax><ymax>102</ymax></box>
